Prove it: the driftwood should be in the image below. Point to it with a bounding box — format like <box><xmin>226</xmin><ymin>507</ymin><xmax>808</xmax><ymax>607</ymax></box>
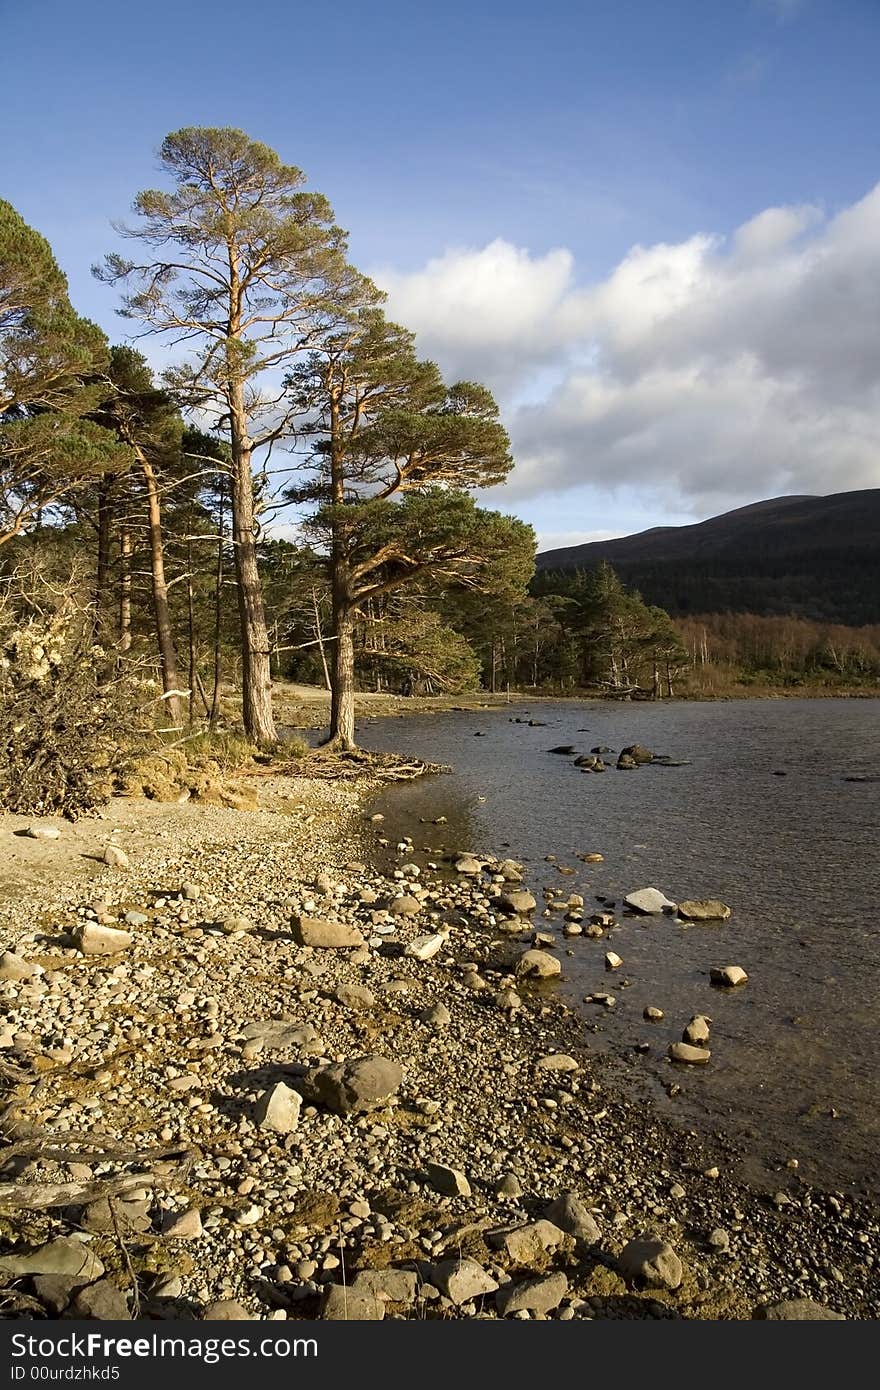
<box><xmin>0</xmin><ymin>1139</ymin><xmax>196</xmax><ymax>1211</ymax></box>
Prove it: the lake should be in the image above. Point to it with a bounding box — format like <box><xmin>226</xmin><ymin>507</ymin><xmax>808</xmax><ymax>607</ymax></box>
<box><xmin>358</xmin><ymin>697</ymin><xmax>880</xmax><ymax>1199</ymax></box>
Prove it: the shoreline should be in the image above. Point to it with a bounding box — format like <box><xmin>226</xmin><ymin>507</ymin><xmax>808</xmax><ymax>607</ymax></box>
<box><xmin>1</xmin><ymin>776</ymin><xmax>876</xmax><ymax>1320</ymax></box>
<box><xmin>268</xmin><ymin>684</ymin><xmax>880</xmax><ymax>735</ymax></box>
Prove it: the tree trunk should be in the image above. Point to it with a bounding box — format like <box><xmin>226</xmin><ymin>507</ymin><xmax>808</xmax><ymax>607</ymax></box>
<box><xmin>209</xmin><ymin>481</ymin><xmax>225</xmax><ymax>727</ymax></box>
<box><xmin>139</xmin><ymin>450</ymin><xmax>182</xmax><ymax>728</ymax></box>
<box><xmin>94</xmin><ymin>474</ymin><xmax>114</xmax><ymax>639</ymax></box>
<box><xmin>327</xmin><ymin>603</ymin><xmax>356</xmax><ymax>750</ymax></box>
<box><xmin>229</xmin><ymin>447</ymin><xmax>276</xmax><ymax>745</ymax></box>
<box><xmin>323</xmin><ymin>385</ymin><xmax>357</xmax><ymax>750</ymax></box>
<box><xmin>118</xmin><ymin>524</ymin><xmax>132</xmax><ymax>657</ymax></box>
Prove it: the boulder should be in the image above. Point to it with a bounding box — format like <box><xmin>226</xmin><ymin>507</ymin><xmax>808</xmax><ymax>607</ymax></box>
<box><xmin>334</xmin><ymin>983</ymin><xmax>376</xmax><ymax>1012</ymax></box>
<box><xmin>73</xmin><ymin>923</ymin><xmax>132</xmax><ymax>956</ymax></box>
<box><xmin>497</xmin><ymin>1271</ymin><xmax>568</xmax><ymax>1316</ymax></box>
<box><xmin>25</xmin><ymin>824</ymin><xmax>61</xmax><ymax>840</ymax></box>
<box><xmin>643</xmin><ymin>1006</ymin><xmax>664</xmax><ymax>1021</ymax></box>
<box><xmin>0</xmin><ymin>1238</ymin><xmax>104</xmax><ymax>1282</ymax></box>
<box><xmin>605</xmin><ymin>951</ymin><xmax>623</xmax><ymax>970</ymax></box>
<box><xmin>499</xmin><ymin>890</ymin><xmax>537</xmax><ymax>915</ymax></box>
<box><xmin>624</xmin><ymin>887</ymin><xmax>677</xmax><ymax>915</ymax></box>
<box><xmin>322</xmin><ymin>1285</ymin><xmax>385</xmax><ymax>1320</ymax></box>
<box><xmin>352</xmin><ymin>1269</ymin><xmax>419</xmax><ymax>1304</ymax></box>
<box><xmin>544</xmin><ymin>1192</ymin><xmax>600</xmax><ymax>1245</ymax></box>
<box><xmin>405</xmin><ymin>932</ymin><xmax>447</xmax><ymax>961</ymax></box>
<box><xmin>433</xmin><ymin>1258</ymin><xmax>498</xmax><ymax>1305</ymax></box>
<box><xmin>535</xmin><ymin>1053</ymin><xmax>579</xmax><ymax>1073</ymax></box>
<box><xmin>710</xmin><ymin>964</ymin><xmax>748</xmax><ymax>987</ymax></box>
<box><xmin>68</xmin><ymin>1279</ymin><xmax>130</xmax><ymax>1320</ymax></box>
<box><xmin>0</xmin><ymin>951</ymin><xmax>40</xmax><ymax>982</ymax></box>
<box><xmin>619</xmin><ymin>744</ymin><xmax>654</xmax><ymax>764</ymax></box>
<box><xmin>515</xmin><ymin>949</ymin><xmax>561</xmax><ymax>981</ymax></box>
<box><xmin>453</xmin><ymin>855</ymin><xmax>483</xmax><ymax>876</ymax></box>
<box><xmin>102</xmin><ymin>844</ymin><xmax>130</xmax><ymax>869</ymax></box>
<box><xmin>618</xmin><ymin>1238</ymin><xmax>683</xmax><ymax>1290</ymax></box>
<box><xmin>203</xmin><ymin>1300</ymin><xmax>251</xmax><ymax>1320</ymax></box>
<box><xmin>291</xmin><ymin>916</ymin><xmax>365</xmax><ymax>949</ymax></box>
<box><xmin>547</xmin><ymin>745</ymin><xmax>576</xmax><ymax>755</ymax></box>
<box><xmin>677</xmin><ymin>899</ymin><xmax>732</xmax><ymax>921</ymax></box>
<box><xmin>254</xmin><ymin>1082</ymin><xmax>302</xmax><ymax>1134</ymax></box>
<box><xmin>683</xmin><ymin>1015</ymin><xmax>711</xmax><ymax>1046</ymax></box>
<box><xmin>425</xmin><ymin>1162</ymin><xmax>471</xmax><ymax>1198</ymax></box>
<box><xmin>668</xmin><ymin>1042</ymin><xmax>711</xmax><ymax>1065</ymax></box>
<box><xmin>306</xmin><ymin>1055</ymin><xmax>403</xmax><ymax>1114</ymax></box>
<box><xmin>241</xmin><ymin>1020</ymin><xmax>321</xmax><ymax>1052</ymax></box>
<box><xmin>753</xmin><ymin>1299</ymin><xmax>844</xmax><ymax>1321</ymax></box>
<box><xmin>489</xmin><ymin>1220</ymin><xmax>570</xmax><ymax>1266</ymax></box>
<box><xmin>418</xmin><ymin>1002</ymin><xmax>451</xmax><ymax>1027</ymax></box>
<box><xmin>389</xmin><ymin>895</ymin><xmax>422</xmax><ymax>917</ymax></box>
<box><xmin>220</xmin><ymin>916</ymin><xmax>253</xmax><ymax>935</ymax></box>
<box><xmin>161</xmin><ymin>1208</ymin><xmax>203</xmax><ymax>1239</ymax></box>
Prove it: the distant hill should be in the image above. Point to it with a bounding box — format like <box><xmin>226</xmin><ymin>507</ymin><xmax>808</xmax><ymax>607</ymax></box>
<box><xmin>535</xmin><ymin>490</ymin><xmax>880</xmax><ymax>625</ymax></box>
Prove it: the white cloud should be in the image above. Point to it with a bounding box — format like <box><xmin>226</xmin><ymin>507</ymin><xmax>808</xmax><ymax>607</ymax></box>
<box><xmin>374</xmin><ymin>185</ymin><xmax>880</xmax><ymax>516</ymax></box>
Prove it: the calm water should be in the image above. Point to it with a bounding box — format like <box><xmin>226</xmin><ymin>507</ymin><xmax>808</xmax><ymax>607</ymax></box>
<box><xmin>357</xmin><ymin>698</ymin><xmax>880</xmax><ymax>1198</ymax></box>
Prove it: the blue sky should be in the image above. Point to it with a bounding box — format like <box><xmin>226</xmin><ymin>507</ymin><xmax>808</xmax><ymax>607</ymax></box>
<box><xmin>4</xmin><ymin>0</ymin><xmax>880</xmax><ymax>546</ymax></box>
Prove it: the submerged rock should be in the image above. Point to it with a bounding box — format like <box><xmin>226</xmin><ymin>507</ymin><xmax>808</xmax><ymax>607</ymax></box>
<box><xmin>710</xmin><ymin>964</ymin><xmax>748</xmax><ymax>987</ymax></box>
<box><xmin>678</xmin><ymin>899</ymin><xmax>732</xmax><ymax>921</ymax></box>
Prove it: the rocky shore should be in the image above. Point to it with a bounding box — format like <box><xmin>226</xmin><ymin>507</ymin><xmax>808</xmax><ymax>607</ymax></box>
<box><xmin>0</xmin><ymin>774</ymin><xmax>876</xmax><ymax>1321</ymax></box>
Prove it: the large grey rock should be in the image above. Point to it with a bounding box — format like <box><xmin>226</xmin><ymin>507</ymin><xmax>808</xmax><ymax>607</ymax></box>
<box><xmin>499</xmin><ymin>890</ymin><xmax>537</xmax><ymax>915</ymax></box>
<box><xmin>291</xmin><ymin>916</ymin><xmax>364</xmax><ymax>949</ymax></box>
<box><xmin>618</xmin><ymin>1238</ymin><xmax>683</xmax><ymax>1290</ymax></box>
<box><xmin>0</xmin><ymin>951</ymin><xmax>40</xmax><ymax>981</ymax></box>
<box><xmin>406</xmin><ymin>932</ymin><xmax>447</xmax><ymax>961</ymax></box>
<box><xmin>389</xmin><ymin>895</ymin><xmax>422</xmax><ymax>917</ymax></box>
<box><xmin>307</xmin><ymin>1055</ymin><xmax>403</xmax><ymax>1114</ymax></box>
<box><xmin>515</xmin><ymin>949</ymin><xmax>561</xmax><ymax>981</ymax></box>
<box><xmin>254</xmin><ymin>1081</ymin><xmax>302</xmax><ymax>1134</ymax></box>
<box><xmin>25</xmin><ymin>823</ymin><xmax>61</xmax><ymax>840</ymax></box>
<box><xmin>677</xmin><ymin>899</ymin><xmax>732</xmax><ymax>921</ymax></box>
<box><xmin>203</xmin><ymin>1300</ymin><xmax>251</xmax><ymax>1320</ymax></box>
<box><xmin>352</xmin><ymin>1269</ymin><xmax>419</xmax><ymax>1304</ymax></box>
<box><xmin>334</xmin><ymin>983</ymin><xmax>376</xmax><ymax>1012</ymax></box>
<box><xmin>0</xmin><ymin>1237</ymin><xmax>104</xmax><ymax>1282</ymax></box>
<box><xmin>161</xmin><ymin>1207</ymin><xmax>203</xmax><ymax>1239</ymax></box>
<box><xmin>73</xmin><ymin>923</ymin><xmax>132</xmax><ymax>955</ymax></box>
<box><xmin>425</xmin><ymin>1162</ymin><xmax>471</xmax><ymax>1197</ymax></box>
<box><xmin>419</xmin><ymin>1002</ymin><xmax>451</xmax><ymax>1027</ymax></box>
<box><xmin>453</xmin><ymin>855</ymin><xmax>483</xmax><ymax>876</ymax></box>
<box><xmin>489</xmin><ymin>1220</ymin><xmax>570</xmax><ymax>1265</ymax></box>
<box><xmin>753</xmin><ymin>1298</ymin><xmax>845</xmax><ymax>1320</ymax></box>
<box><xmin>68</xmin><ymin>1279</ymin><xmax>130</xmax><ymax>1320</ymax></box>
<box><xmin>544</xmin><ymin>1192</ymin><xmax>600</xmax><ymax>1245</ymax></box>
<box><xmin>535</xmin><ymin>1053</ymin><xmax>579</xmax><ymax>1073</ymax></box>
<box><xmin>82</xmin><ymin>1198</ymin><xmax>151</xmax><ymax>1235</ymax></box>
<box><xmin>624</xmin><ymin>887</ymin><xmax>677</xmax><ymax>915</ymax></box>
<box><xmin>434</xmin><ymin>1258</ymin><xmax>498</xmax><ymax>1305</ymax></box>
<box><xmin>497</xmin><ymin>1272</ymin><xmax>569</xmax><ymax>1316</ymax></box>
<box><xmin>241</xmin><ymin>1020</ymin><xmax>321</xmax><ymax>1052</ymax></box>
<box><xmin>322</xmin><ymin>1285</ymin><xmax>385</xmax><ymax>1320</ymax></box>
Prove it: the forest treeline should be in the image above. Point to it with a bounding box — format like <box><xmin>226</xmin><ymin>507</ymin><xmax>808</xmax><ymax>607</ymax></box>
<box><xmin>1</xmin><ymin>128</ymin><xmax>877</xmax><ymax>812</ymax></box>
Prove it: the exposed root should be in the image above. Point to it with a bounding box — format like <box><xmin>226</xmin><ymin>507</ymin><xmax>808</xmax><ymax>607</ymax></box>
<box><xmin>278</xmin><ymin>747</ymin><xmax>450</xmax><ymax>783</ymax></box>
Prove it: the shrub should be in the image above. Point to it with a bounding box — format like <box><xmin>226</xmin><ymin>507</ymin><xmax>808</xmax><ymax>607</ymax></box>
<box><xmin>0</xmin><ymin>585</ymin><xmax>139</xmax><ymax>817</ymax></box>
